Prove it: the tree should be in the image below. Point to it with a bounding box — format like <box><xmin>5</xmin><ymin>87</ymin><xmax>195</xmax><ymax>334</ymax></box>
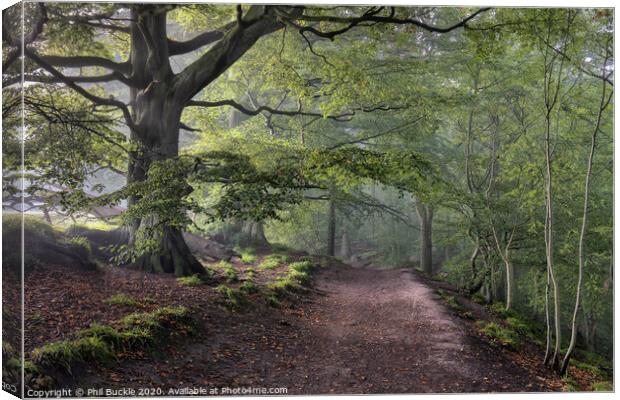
<box><xmin>3</xmin><ymin>4</ymin><xmax>488</xmax><ymax>275</ymax></box>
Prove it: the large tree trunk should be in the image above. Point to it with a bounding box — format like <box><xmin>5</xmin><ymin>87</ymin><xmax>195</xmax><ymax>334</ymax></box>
<box><xmin>242</xmin><ymin>220</ymin><xmax>269</xmax><ymax>247</ymax></box>
<box><xmin>125</xmin><ymin>6</ymin><xmax>204</xmax><ymax>276</ymax></box>
<box><xmin>415</xmin><ymin>199</ymin><xmax>433</xmax><ymax>275</ymax></box>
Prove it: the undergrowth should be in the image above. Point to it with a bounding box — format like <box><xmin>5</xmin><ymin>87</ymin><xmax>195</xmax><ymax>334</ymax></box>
<box><xmin>214</xmin><ymin>261</ymin><xmax>238</xmax><ymax>282</ymax></box>
<box><xmin>104</xmin><ymin>293</ymin><xmax>140</xmax><ymax>307</ymax></box>
<box><xmin>235</xmin><ymin>247</ymin><xmax>258</xmax><ymax>264</ymax></box>
<box><xmin>475</xmin><ymin>321</ymin><xmax>518</xmax><ymax>350</ymax></box>
<box><xmin>31</xmin><ymin>306</ymin><xmax>191</xmax><ymax>375</ymax></box>
<box><xmin>258</xmin><ymin>254</ymin><xmax>289</xmax><ymax>270</ymax></box>
<box><xmin>268</xmin><ymin>260</ymin><xmax>316</xmax><ymax>303</ymax></box>
<box><xmin>215</xmin><ymin>285</ymin><xmax>246</xmax><ymax>309</ymax></box>
<box><xmin>176</xmin><ymin>275</ymin><xmax>204</xmax><ymax>287</ymax></box>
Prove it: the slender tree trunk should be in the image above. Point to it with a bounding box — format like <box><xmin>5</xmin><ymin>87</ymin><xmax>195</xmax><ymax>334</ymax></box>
<box><xmin>503</xmin><ymin>257</ymin><xmax>514</xmax><ymax>310</ymax></box>
<box><xmin>544</xmin><ymin>267</ymin><xmax>553</xmax><ymax>365</ymax></box>
<box><xmin>42</xmin><ymin>206</ymin><xmax>52</xmax><ymax>225</ymax></box>
<box><xmin>327</xmin><ymin>198</ymin><xmax>336</xmax><ymax>257</ymax></box>
<box><xmin>340</xmin><ymin>231</ymin><xmax>351</xmax><ymax>261</ymax></box>
<box><xmin>544</xmin><ymin>118</ymin><xmax>561</xmax><ymax>369</ymax></box>
<box><xmin>560</xmin><ymin>76</ymin><xmax>610</xmax><ymax>375</ymax></box>
<box><xmin>415</xmin><ymin>199</ymin><xmax>433</xmax><ymax>274</ymax></box>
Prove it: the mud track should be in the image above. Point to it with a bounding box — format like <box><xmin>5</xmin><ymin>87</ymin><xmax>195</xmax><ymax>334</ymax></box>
<box><xmin>81</xmin><ymin>265</ymin><xmax>563</xmax><ymax>394</ymax></box>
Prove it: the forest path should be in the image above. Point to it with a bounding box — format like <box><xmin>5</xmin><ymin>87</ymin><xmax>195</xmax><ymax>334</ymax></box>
<box><xmin>82</xmin><ymin>265</ymin><xmax>562</xmax><ymax>394</ymax></box>
<box><xmin>276</xmin><ymin>265</ymin><xmax>557</xmax><ymax>393</ymax></box>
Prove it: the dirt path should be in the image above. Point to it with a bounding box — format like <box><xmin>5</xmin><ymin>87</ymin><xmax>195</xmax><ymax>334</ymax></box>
<box><xmin>80</xmin><ymin>265</ymin><xmax>563</xmax><ymax>394</ymax></box>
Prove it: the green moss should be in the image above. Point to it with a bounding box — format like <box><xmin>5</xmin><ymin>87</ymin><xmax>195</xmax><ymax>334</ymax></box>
<box><xmin>33</xmin><ymin>336</ymin><xmax>113</xmax><ymax>373</ymax></box>
<box><xmin>476</xmin><ymin>321</ymin><xmax>518</xmax><ymax>350</ymax></box>
<box><xmin>121</xmin><ymin>306</ymin><xmax>190</xmax><ymax>331</ymax></box>
<box><xmin>104</xmin><ymin>293</ymin><xmax>140</xmax><ymax>307</ymax></box>
<box><xmin>176</xmin><ymin>275</ymin><xmax>204</xmax><ymax>287</ymax></box>
<box><xmin>591</xmin><ymin>381</ymin><xmax>612</xmax><ymax>391</ymax></box>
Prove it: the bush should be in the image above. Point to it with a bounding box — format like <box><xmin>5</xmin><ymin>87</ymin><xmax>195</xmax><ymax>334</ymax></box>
<box><xmin>176</xmin><ymin>275</ymin><xmax>203</xmax><ymax>287</ymax></box>
<box><xmin>104</xmin><ymin>294</ymin><xmax>140</xmax><ymax>307</ymax></box>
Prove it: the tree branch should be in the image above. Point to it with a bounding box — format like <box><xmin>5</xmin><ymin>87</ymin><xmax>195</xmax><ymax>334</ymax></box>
<box><xmin>187</xmin><ymin>98</ymin><xmax>406</xmax><ymax>121</ymax></box>
<box><xmin>282</xmin><ymin>6</ymin><xmax>490</xmax><ymax>40</ymax></box>
<box><xmin>24</xmin><ymin>48</ymin><xmax>136</xmax><ymax>130</ymax></box>
<box><xmin>168</xmin><ymin>21</ymin><xmax>236</xmax><ymax>55</ymax></box>
<box><xmin>172</xmin><ymin>5</ymin><xmax>287</xmax><ymax>104</ymax></box>
<box><xmin>41</xmin><ymin>55</ymin><xmax>130</xmax><ymax>75</ymax></box>
<box><xmin>3</xmin><ymin>71</ymin><xmax>134</xmax><ymax>88</ymax></box>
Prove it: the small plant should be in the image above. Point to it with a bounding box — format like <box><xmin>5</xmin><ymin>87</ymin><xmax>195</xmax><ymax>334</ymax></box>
<box><xmin>32</xmin><ymin>336</ymin><xmax>113</xmax><ymax>373</ymax></box>
<box><xmin>104</xmin><ymin>293</ymin><xmax>140</xmax><ymax>307</ymax></box>
<box><xmin>235</xmin><ymin>247</ymin><xmax>258</xmax><ymax>264</ymax></box>
<box><xmin>30</xmin><ymin>307</ymin><xmax>192</xmax><ymax>376</ymax></box>
<box><xmin>505</xmin><ymin>316</ymin><xmax>533</xmax><ymax>336</ymax></box>
<box><xmin>269</xmin><ymin>276</ymin><xmax>303</xmax><ymax>299</ymax></box>
<box><xmin>258</xmin><ymin>254</ymin><xmax>289</xmax><ymax>270</ymax></box>
<box><xmin>240</xmin><ymin>280</ymin><xmax>259</xmax><ymax>294</ymax></box>
<box><xmin>476</xmin><ymin>321</ymin><xmax>518</xmax><ymax>350</ymax></box>
<box><xmin>591</xmin><ymin>381</ymin><xmax>612</xmax><ymax>391</ymax></box>
<box><xmin>213</xmin><ymin>261</ymin><xmax>239</xmax><ymax>282</ymax></box>
<box><xmin>562</xmin><ymin>375</ymin><xmax>580</xmax><ymax>392</ymax></box>
<box><xmin>245</xmin><ymin>267</ymin><xmax>256</xmax><ymax>279</ymax></box>
<box><xmin>289</xmin><ymin>260</ymin><xmax>314</xmax><ymax>273</ymax></box>
<box><xmin>215</xmin><ymin>285</ymin><xmax>245</xmax><ymax>308</ymax></box>
<box><xmin>267</xmin><ymin>294</ymin><xmax>281</xmax><ymax>308</ymax></box>
<box><xmin>176</xmin><ymin>275</ymin><xmax>204</xmax><ymax>287</ymax></box>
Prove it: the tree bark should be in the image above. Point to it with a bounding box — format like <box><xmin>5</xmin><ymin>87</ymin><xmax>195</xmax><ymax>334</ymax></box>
<box><xmin>327</xmin><ymin>198</ymin><xmax>336</xmax><ymax>257</ymax></box>
<box><xmin>125</xmin><ymin>6</ymin><xmax>204</xmax><ymax>276</ymax></box>
<box><xmin>415</xmin><ymin>199</ymin><xmax>433</xmax><ymax>275</ymax></box>
<box><xmin>560</xmin><ymin>73</ymin><xmax>610</xmax><ymax>375</ymax></box>
<box><xmin>340</xmin><ymin>231</ymin><xmax>351</xmax><ymax>261</ymax></box>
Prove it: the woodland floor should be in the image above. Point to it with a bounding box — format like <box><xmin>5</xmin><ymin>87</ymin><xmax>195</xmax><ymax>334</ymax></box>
<box><xmin>18</xmin><ymin>260</ymin><xmax>572</xmax><ymax>394</ymax></box>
